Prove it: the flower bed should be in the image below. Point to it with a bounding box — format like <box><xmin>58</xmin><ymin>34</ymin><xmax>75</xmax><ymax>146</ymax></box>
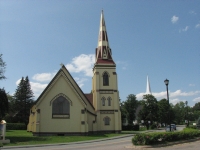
<box><xmin>132</xmin><ymin>128</ymin><xmax>200</xmax><ymax>145</ymax></box>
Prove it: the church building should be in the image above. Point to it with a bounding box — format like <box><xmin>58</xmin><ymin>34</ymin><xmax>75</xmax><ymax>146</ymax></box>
<box><xmin>27</xmin><ymin>11</ymin><xmax>121</xmax><ymax>136</ymax></box>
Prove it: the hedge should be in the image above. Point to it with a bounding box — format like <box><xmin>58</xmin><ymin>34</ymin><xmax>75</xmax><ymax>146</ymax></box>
<box><xmin>6</xmin><ymin>123</ymin><xmax>26</xmax><ymax>130</ymax></box>
<box><xmin>132</xmin><ymin>128</ymin><xmax>200</xmax><ymax>145</ymax></box>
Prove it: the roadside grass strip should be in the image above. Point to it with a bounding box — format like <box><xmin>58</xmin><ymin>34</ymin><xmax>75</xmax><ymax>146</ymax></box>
<box><xmin>2</xmin><ymin>130</ymin><xmax>123</xmax><ymax>146</ymax></box>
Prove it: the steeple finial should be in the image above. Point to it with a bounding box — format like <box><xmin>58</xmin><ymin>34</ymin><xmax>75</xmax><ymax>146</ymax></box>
<box><xmin>146</xmin><ymin>75</ymin><xmax>152</xmax><ymax>94</ymax></box>
<box><xmin>95</xmin><ymin>10</ymin><xmax>114</xmax><ymax>64</ymax></box>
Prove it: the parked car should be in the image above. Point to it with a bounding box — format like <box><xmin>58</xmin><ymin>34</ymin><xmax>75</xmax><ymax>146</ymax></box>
<box><xmin>171</xmin><ymin>124</ymin><xmax>176</xmax><ymax>130</ymax></box>
<box><xmin>165</xmin><ymin>124</ymin><xmax>176</xmax><ymax>132</ymax></box>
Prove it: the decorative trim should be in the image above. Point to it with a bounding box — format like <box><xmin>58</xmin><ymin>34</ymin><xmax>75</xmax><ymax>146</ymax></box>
<box><xmin>52</xmin><ymin>114</ymin><xmax>70</xmax><ymax>119</ymax></box>
<box><xmin>100</xmin><ymin>111</ymin><xmax>114</xmax><ymax>114</ymax></box>
<box><xmin>50</xmin><ymin>93</ymin><xmax>72</xmax><ymax>106</ymax></box>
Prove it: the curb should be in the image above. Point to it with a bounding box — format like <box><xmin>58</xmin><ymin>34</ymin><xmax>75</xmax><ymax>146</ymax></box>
<box><xmin>2</xmin><ymin>134</ymin><xmax>134</xmax><ymax>149</ymax></box>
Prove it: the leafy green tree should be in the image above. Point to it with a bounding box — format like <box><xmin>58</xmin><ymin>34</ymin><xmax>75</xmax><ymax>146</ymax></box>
<box><xmin>193</xmin><ymin>102</ymin><xmax>200</xmax><ymax>111</ymax></box>
<box><xmin>138</xmin><ymin>94</ymin><xmax>158</xmax><ymax>125</ymax></box>
<box><xmin>0</xmin><ymin>88</ymin><xmax>9</xmax><ymax>119</ymax></box>
<box><xmin>157</xmin><ymin>98</ymin><xmax>169</xmax><ymax>125</ymax></box>
<box><xmin>123</xmin><ymin>94</ymin><xmax>138</xmax><ymax>125</ymax></box>
<box><xmin>0</xmin><ymin>54</ymin><xmax>6</xmax><ymax>80</ymax></box>
<box><xmin>120</xmin><ymin>101</ymin><xmax>127</xmax><ymax>124</ymax></box>
<box><xmin>13</xmin><ymin>76</ymin><xmax>34</xmax><ymax>125</ymax></box>
<box><xmin>172</xmin><ymin>102</ymin><xmax>186</xmax><ymax>124</ymax></box>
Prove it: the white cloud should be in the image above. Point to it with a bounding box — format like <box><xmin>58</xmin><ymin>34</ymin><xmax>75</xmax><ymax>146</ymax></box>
<box><xmin>15</xmin><ymin>79</ymin><xmax>47</xmax><ymax>98</ymax></box>
<box><xmin>189</xmin><ymin>11</ymin><xmax>197</xmax><ymax>15</ymax></box>
<box><xmin>136</xmin><ymin>90</ymin><xmax>200</xmax><ymax>100</ymax></box>
<box><xmin>171</xmin><ymin>15</ymin><xmax>179</xmax><ymax>24</ymax></box>
<box><xmin>30</xmin><ymin>82</ymin><xmax>47</xmax><ymax>94</ymax></box>
<box><xmin>179</xmin><ymin>26</ymin><xmax>189</xmax><ymax>33</ymax></box>
<box><xmin>32</xmin><ymin>72</ymin><xmax>56</xmax><ymax>82</ymax></box>
<box><xmin>66</xmin><ymin>54</ymin><xmax>95</xmax><ymax>77</ymax></box>
<box><xmin>189</xmin><ymin>84</ymin><xmax>195</xmax><ymax>87</ymax></box>
<box><xmin>16</xmin><ymin>79</ymin><xmax>21</xmax><ymax>85</ymax></box>
<box><xmin>183</xmin><ymin>26</ymin><xmax>189</xmax><ymax>31</ymax></box>
<box><xmin>74</xmin><ymin>77</ymin><xmax>88</xmax><ymax>88</ymax></box>
<box><xmin>195</xmin><ymin>23</ymin><xmax>200</xmax><ymax>28</ymax></box>
<box><xmin>170</xmin><ymin>98</ymin><xmax>185</xmax><ymax>105</ymax></box>
<box><xmin>116</xmin><ymin>61</ymin><xmax>128</xmax><ymax>70</ymax></box>
<box><xmin>193</xmin><ymin>97</ymin><xmax>200</xmax><ymax>102</ymax></box>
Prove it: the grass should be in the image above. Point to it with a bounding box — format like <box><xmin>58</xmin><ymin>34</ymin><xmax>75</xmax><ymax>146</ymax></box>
<box><xmin>3</xmin><ymin>130</ymin><xmax>124</xmax><ymax>147</ymax></box>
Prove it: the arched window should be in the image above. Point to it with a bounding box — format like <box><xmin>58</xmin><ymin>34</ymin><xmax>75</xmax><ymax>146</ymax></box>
<box><xmin>103</xmin><ymin>72</ymin><xmax>109</xmax><ymax>86</ymax></box>
<box><xmin>52</xmin><ymin>96</ymin><xmax>70</xmax><ymax>118</ymax></box>
<box><xmin>107</xmin><ymin>97</ymin><xmax>111</xmax><ymax>106</ymax></box>
<box><xmin>104</xmin><ymin>116</ymin><xmax>110</xmax><ymax>125</ymax></box>
<box><xmin>102</xmin><ymin>97</ymin><xmax>106</xmax><ymax>106</ymax></box>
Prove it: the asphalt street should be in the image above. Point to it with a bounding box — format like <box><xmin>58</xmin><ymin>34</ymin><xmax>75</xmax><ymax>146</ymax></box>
<box><xmin>2</xmin><ymin>125</ymin><xmax>198</xmax><ymax>150</ymax></box>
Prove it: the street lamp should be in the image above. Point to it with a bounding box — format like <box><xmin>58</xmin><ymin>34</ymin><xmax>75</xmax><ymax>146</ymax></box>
<box><xmin>164</xmin><ymin>79</ymin><xmax>171</xmax><ymax>131</ymax></box>
<box><xmin>185</xmin><ymin>101</ymin><xmax>189</xmax><ymax>127</ymax></box>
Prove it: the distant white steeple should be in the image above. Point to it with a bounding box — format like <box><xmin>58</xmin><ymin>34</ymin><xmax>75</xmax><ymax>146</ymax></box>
<box><xmin>146</xmin><ymin>75</ymin><xmax>151</xmax><ymax>94</ymax></box>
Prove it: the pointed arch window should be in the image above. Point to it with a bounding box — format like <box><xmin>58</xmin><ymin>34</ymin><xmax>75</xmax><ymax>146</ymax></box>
<box><xmin>52</xmin><ymin>96</ymin><xmax>70</xmax><ymax>118</ymax></box>
<box><xmin>102</xmin><ymin>97</ymin><xmax>106</xmax><ymax>106</ymax></box>
<box><xmin>107</xmin><ymin>97</ymin><xmax>112</xmax><ymax>106</ymax></box>
<box><xmin>104</xmin><ymin>116</ymin><xmax>110</xmax><ymax>125</ymax></box>
<box><xmin>103</xmin><ymin>72</ymin><xmax>109</xmax><ymax>86</ymax></box>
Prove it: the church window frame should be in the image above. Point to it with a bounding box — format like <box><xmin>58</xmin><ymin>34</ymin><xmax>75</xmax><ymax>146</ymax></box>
<box><xmin>107</xmin><ymin>97</ymin><xmax>112</xmax><ymax>106</ymax></box>
<box><xmin>104</xmin><ymin>116</ymin><xmax>110</xmax><ymax>125</ymax></box>
<box><xmin>52</xmin><ymin>96</ymin><xmax>70</xmax><ymax>119</ymax></box>
<box><xmin>102</xmin><ymin>97</ymin><xmax>106</xmax><ymax>106</ymax></box>
<box><xmin>103</xmin><ymin>72</ymin><xmax>109</xmax><ymax>86</ymax></box>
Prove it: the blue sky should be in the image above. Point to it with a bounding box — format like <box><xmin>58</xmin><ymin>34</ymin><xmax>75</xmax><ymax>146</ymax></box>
<box><xmin>1</xmin><ymin>1</ymin><xmax>200</xmax><ymax>106</ymax></box>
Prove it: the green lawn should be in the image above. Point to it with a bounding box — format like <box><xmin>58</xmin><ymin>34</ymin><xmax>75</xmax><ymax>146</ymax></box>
<box><xmin>3</xmin><ymin>130</ymin><xmax>124</xmax><ymax>147</ymax></box>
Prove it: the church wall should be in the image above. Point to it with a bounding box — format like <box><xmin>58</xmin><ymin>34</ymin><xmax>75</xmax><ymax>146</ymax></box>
<box><xmin>35</xmin><ymin>75</ymin><xmax>87</xmax><ymax>134</ymax></box>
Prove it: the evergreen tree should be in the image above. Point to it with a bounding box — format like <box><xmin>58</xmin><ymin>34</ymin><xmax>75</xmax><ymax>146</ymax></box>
<box><xmin>0</xmin><ymin>88</ymin><xmax>9</xmax><ymax>119</ymax></box>
<box><xmin>13</xmin><ymin>76</ymin><xmax>34</xmax><ymax>125</ymax></box>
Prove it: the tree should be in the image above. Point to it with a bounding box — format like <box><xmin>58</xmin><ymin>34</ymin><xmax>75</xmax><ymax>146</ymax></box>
<box><xmin>172</xmin><ymin>102</ymin><xmax>186</xmax><ymax>124</ymax></box>
<box><xmin>157</xmin><ymin>99</ymin><xmax>169</xmax><ymax>125</ymax></box>
<box><xmin>0</xmin><ymin>88</ymin><xmax>9</xmax><ymax>119</ymax></box>
<box><xmin>138</xmin><ymin>94</ymin><xmax>158</xmax><ymax>125</ymax></box>
<box><xmin>193</xmin><ymin>102</ymin><xmax>200</xmax><ymax>111</ymax></box>
<box><xmin>0</xmin><ymin>54</ymin><xmax>6</xmax><ymax>80</ymax></box>
<box><xmin>13</xmin><ymin>76</ymin><xmax>34</xmax><ymax>125</ymax></box>
<box><xmin>123</xmin><ymin>94</ymin><xmax>138</xmax><ymax>125</ymax></box>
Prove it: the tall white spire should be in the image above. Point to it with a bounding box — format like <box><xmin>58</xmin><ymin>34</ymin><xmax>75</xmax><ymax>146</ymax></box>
<box><xmin>146</xmin><ymin>75</ymin><xmax>151</xmax><ymax>94</ymax></box>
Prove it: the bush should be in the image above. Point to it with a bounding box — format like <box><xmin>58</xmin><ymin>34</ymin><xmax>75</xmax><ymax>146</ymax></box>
<box><xmin>150</xmin><ymin>123</ymin><xmax>157</xmax><ymax>129</ymax></box>
<box><xmin>186</xmin><ymin>125</ymin><xmax>197</xmax><ymax>129</ymax></box>
<box><xmin>6</xmin><ymin>123</ymin><xmax>26</xmax><ymax>130</ymax></box>
<box><xmin>132</xmin><ymin>128</ymin><xmax>200</xmax><ymax>145</ymax></box>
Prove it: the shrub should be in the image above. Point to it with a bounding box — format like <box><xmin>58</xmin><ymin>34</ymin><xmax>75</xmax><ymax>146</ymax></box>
<box><xmin>6</xmin><ymin>123</ymin><xmax>26</xmax><ymax>130</ymax></box>
<box><xmin>132</xmin><ymin>128</ymin><xmax>200</xmax><ymax>145</ymax></box>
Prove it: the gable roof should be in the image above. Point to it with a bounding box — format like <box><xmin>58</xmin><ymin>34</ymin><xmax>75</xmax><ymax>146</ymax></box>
<box><xmin>35</xmin><ymin>65</ymin><xmax>95</xmax><ymax>110</ymax></box>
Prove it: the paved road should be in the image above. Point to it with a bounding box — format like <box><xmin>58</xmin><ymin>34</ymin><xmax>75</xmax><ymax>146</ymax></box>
<box><xmin>3</xmin><ymin>126</ymin><xmax>197</xmax><ymax>150</ymax></box>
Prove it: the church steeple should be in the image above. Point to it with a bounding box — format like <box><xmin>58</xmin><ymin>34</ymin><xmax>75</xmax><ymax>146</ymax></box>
<box><xmin>95</xmin><ymin>10</ymin><xmax>115</xmax><ymax>64</ymax></box>
<box><xmin>146</xmin><ymin>75</ymin><xmax>152</xmax><ymax>94</ymax></box>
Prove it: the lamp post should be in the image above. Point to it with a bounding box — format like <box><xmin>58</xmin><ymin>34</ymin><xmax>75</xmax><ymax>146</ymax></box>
<box><xmin>185</xmin><ymin>101</ymin><xmax>189</xmax><ymax>127</ymax></box>
<box><xmin>164</xmin><ymin>79</ymin><xmax>171</xmax><ymax>131</ymax></box>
